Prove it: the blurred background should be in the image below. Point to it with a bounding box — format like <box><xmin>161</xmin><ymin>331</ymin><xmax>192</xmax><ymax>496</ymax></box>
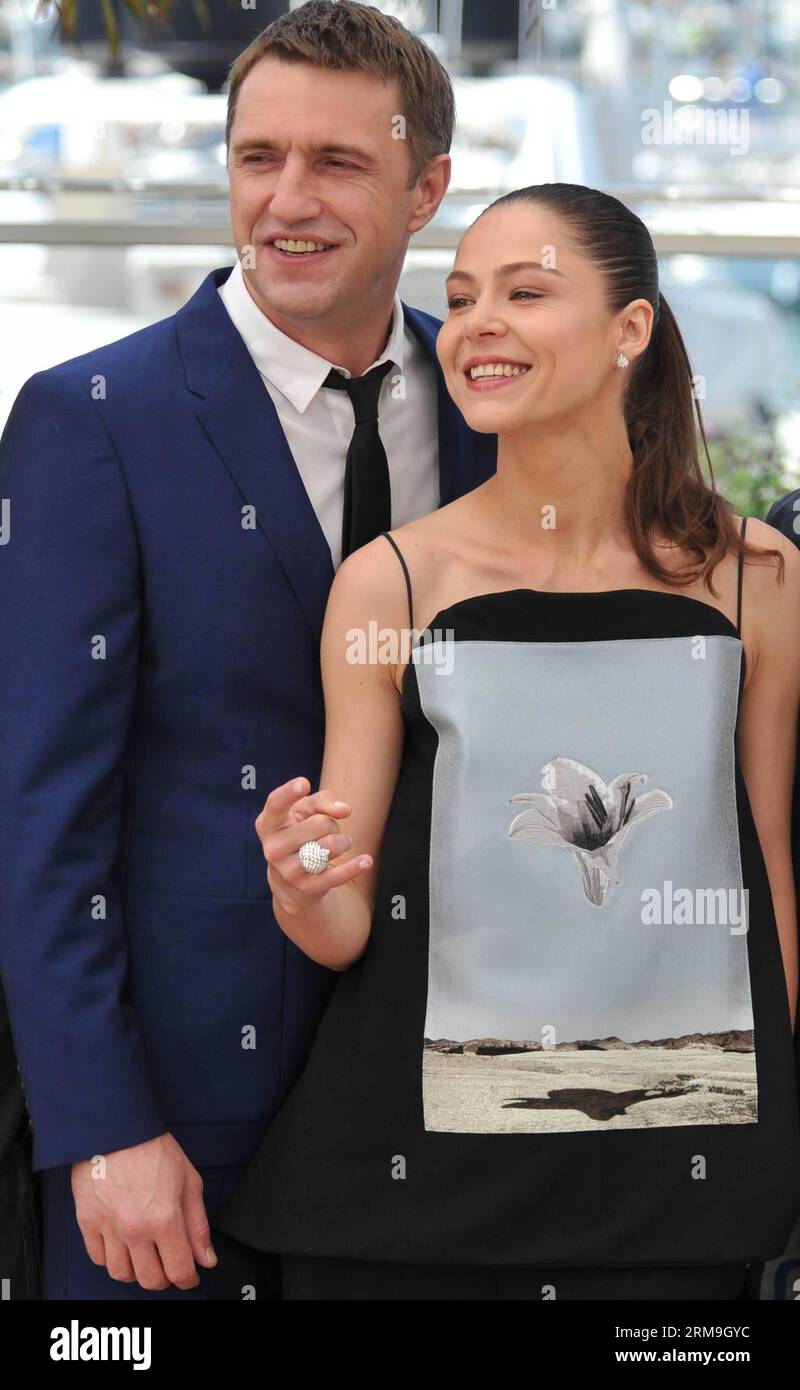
<box><xmin>0</xmin><ymin>0</ymin><xmax>799</xmax><ymax>1301</ymax></box>
<box><xmin>1</xmin><ymin>0</ymin><xmax>799</xmax><ymax>518</ymax></box>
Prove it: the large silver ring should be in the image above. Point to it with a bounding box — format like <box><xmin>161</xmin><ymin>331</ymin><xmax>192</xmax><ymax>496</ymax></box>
<box><xmin>298</xmin><ymin>839</ymin><xmax>330</xmax><ymax>875</ymax></box>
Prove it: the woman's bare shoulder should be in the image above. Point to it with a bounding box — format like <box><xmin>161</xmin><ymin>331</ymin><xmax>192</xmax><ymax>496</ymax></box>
<box><xmin>741</xmin><ymin>514</ymin><xmax>800</xmax><ymax>588</ymax></box>
<box><xmin>744</xmin><ymin>511</ymin><xmax>797</xmax><ymax>554</ymax></box>
<box><xmin>384</xmin><ymin>490</ymin><xmax>478</xmax><ymax>555</ymax></box>
<box><xmin>338</xmin><ymin>494</ymin><xmax>478</xmax><ymax>606</ymax></box>
<box><xmin>325</xmin><ymin>532</ymin><xmax>412</xmax><ymax>631</ymax></box>
<box><xmin>738</xmin><ymin>514</ymin><xmax>800</xmax><ymax>669</ymax></box>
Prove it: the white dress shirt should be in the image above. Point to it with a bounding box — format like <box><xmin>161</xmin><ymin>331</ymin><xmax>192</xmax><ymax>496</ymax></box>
<box><xmin>218</xmin><ymin>259</ymin><xmax>440</xmax><ymax>572</ymax></box>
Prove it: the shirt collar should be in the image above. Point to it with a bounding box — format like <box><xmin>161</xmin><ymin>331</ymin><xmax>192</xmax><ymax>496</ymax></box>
<box><xmin>219</xmin><ymin>258</ymin><xmax>405</xmax><ymax>414</ymax></box>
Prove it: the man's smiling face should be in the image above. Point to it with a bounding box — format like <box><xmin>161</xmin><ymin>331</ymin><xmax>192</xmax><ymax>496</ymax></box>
<box><xmin>227</xmin><ymin>56</ymin><xmax>438</xmax><ymax>332</ymax></box>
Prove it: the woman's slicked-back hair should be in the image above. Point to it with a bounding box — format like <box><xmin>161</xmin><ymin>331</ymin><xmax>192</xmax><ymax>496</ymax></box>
<box><xmin>482</xmin><ymin>183</ymin><xmax>782</xmax><ymax>592</ymax></box>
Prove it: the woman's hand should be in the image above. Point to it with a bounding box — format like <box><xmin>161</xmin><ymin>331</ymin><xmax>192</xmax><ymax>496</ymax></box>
<box><xmin>256</xmin><ymin>776</ymin><xmax>373</xmax><ymax>919</ymax></box>
<box><xmin>252</xmin><ymin>537</ymin><xmax>409</xmax><ymax>967</ymax></box>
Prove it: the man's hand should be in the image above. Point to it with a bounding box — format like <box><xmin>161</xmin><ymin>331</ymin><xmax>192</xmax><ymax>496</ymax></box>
<box><xmin>71</xmin><ymin>1133</ymin><xmax>218</xmax><ymax>1291</ymax></box>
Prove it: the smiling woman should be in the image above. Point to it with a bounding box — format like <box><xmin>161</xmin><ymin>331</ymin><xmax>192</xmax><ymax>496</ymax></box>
<box><xmin>436</xmin><ymin>183</ymin><xmax>782</xmax><ymax>591</ymax></box>
<box><xmin>214</xmin><ymin>171</ymin><xmax>800</xmax><ymax>1301</ymax></box>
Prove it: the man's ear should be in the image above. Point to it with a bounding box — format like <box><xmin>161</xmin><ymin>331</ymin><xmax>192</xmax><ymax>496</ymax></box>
<box><xmin>408</xmin><ymin>153</ymin><xmax>451</xmax><ymax>235</ymax></box>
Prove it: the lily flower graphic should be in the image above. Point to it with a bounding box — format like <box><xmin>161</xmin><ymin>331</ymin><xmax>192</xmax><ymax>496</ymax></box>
<box><xmin>508</xmin><ymin>757</ymin><xmax>673</xmax><ymax>907</ymax></box>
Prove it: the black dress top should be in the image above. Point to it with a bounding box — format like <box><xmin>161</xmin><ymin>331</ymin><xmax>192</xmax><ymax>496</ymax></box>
<box><xmin>216</xmin><ymin>516</ymin><xmax>800</xmax><ymax>1266</ymax></box>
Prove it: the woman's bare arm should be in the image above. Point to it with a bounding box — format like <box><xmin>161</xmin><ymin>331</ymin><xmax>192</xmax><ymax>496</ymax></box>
<box><xmin>255</xmin><ymin>534</ymin><xmax>411</xmax><ymax>970</ymax></box>
<box><xmin>736</xmin><ymin>518</ymin><xmax>800</xmax><ymax>1032</ymax></box>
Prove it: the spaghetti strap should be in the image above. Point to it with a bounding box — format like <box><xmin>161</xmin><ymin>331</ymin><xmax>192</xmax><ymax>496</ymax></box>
<box><xmin>380</xmin><ymin>531</ymin><xmax>414</xmax><ymax>634</ymax></box>
<box><xmin>736</xmin><ymin>515</ymin><xmax>747</xmax><ymax>638</ymax></box>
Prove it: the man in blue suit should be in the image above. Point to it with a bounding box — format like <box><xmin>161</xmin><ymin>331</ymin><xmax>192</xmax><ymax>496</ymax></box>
<box><xmin>0</xmin><ymin>2</ymin><xmax>495</xmax><ymax>1299</ymax></box>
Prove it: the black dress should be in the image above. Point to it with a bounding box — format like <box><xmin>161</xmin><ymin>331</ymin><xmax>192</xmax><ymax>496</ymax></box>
<box><xmin>216</xmin><ymin>517</ymin><xmax>800</xmax><ymax>1282</ymax></box>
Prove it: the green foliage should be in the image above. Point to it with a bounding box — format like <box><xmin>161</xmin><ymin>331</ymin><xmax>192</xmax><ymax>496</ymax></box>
<box><xmin>704</xmin><ymin>420</ymin><xmax>794</xmax><ymax>520</ymax></box>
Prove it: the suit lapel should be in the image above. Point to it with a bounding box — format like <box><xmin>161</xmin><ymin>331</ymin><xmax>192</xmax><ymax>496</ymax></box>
<box><xmin>402</xmin><ymin>302</ymin><xmax>497</xmax><ymax>505</ymax></box>
<box><xmin>177</xmin><ymin>269</ymin><xmax>334</xmax><ymax>644</ymax></box>
<box><xmin>401</xmin><ymin>301</ymin><xmax>459</xmax><ymax>507</ymax></box>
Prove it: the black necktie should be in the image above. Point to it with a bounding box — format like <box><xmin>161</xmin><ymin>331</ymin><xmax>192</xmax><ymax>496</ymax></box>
<box><xmin>322</xmin><ymin>359</ymin><xmax>393</xmax><ymax>561</ymax></box>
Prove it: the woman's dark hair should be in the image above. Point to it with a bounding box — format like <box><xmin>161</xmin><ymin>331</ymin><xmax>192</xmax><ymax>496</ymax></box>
<box><xmin>481</xmin><ymin>183</ymin><xmax>783</xmax><ymax>595</ymax></box>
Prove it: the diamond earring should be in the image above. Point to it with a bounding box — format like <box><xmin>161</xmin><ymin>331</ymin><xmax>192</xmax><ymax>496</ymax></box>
<box><xmin>615</xmin><ymin>352</ymin><xmax>629</xmax><ymax>369</ymax></box>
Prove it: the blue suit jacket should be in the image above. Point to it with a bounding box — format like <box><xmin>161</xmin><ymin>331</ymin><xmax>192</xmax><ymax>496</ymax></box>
<box><xmin>0</xmin><ymin>266</ymin><xmax>497</xmax><ymax>1171</ymax></box>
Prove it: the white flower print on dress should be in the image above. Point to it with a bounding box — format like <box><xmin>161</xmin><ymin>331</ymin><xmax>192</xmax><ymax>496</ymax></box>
<box><xmin>508</xmin><ymin>757</ymin><xmax>673</xmax><ymax>906</ymax></box>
